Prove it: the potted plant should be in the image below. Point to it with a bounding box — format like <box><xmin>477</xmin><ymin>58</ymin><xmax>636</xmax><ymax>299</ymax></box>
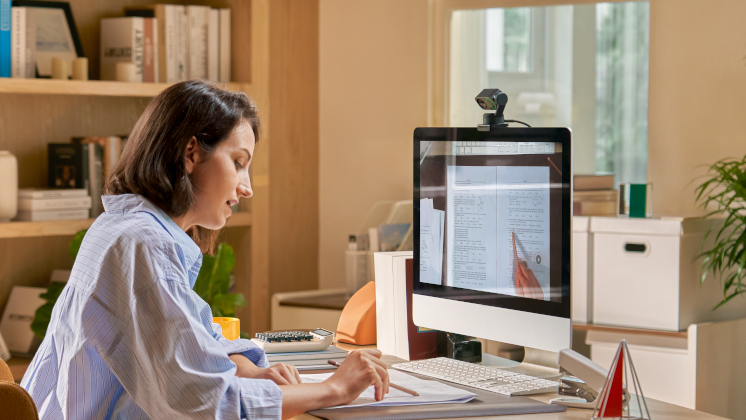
<box><xmin>695</xmin><ymin>155</ymin><xmax>746</xmax><ymax>308</ymax></box>
<box><xmin>32</xmin><ymin>232</ymin><xmax>247</xmax><ymax>338</ymax></box>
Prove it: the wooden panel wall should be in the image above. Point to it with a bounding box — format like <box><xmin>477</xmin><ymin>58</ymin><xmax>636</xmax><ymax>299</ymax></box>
<box><xmin>268</xmin><ymin>0</ymin><xmax>320</xmax><ymax>299</ymax></box>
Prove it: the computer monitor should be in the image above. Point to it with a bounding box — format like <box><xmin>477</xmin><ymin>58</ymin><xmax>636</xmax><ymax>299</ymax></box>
<box><xmin>413</xmin><ymin>127</ymin><xmax>572</xmax><ymax>353</ymax></box>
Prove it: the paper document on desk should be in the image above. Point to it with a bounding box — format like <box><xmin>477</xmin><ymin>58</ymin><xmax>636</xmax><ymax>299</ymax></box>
<box><xmin>301</xmin><ymin>369</ymin><xmax>476</xmax><ymax>409</ymax></box>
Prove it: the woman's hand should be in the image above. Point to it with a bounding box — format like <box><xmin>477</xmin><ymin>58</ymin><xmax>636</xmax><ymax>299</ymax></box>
<box><xmin>515</xmin><ymin>261</ymin><xmax>544</xmax><ymax>300</ymax></box>
<box><xmin>326</xmin><ymin>349</ymin><xmax>390</xmax><ymax>404</ymax></box>
<box><xmin>229</xmin><ymin>354</ymin><xmax>301</xmax><ymax>385</ymax></box>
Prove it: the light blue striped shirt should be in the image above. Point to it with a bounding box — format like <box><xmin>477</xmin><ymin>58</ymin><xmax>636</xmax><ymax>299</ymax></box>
<box><xmin>21</xmin><ymin>194</ymin><xmax>282</xmax><ymax>420</ymax></box>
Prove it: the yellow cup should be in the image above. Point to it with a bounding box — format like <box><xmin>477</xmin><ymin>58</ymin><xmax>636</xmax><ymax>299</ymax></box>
<box><xmin>213</xmin><ymin>317</ymin><xmax>240</xmax><ymax>340</ymax></box>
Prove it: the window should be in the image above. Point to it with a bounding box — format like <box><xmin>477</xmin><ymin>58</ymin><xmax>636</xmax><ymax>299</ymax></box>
<box><xmin>449</xmin><ymin>2</ymin><xmax>650</xmax><ymax>184</ymax></box>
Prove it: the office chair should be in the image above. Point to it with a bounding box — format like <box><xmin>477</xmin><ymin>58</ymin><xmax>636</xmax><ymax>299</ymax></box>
<box><xmin>0</xmin><ymin>358</ymin><xmax>39</xmax><ymax>420</ymax></box>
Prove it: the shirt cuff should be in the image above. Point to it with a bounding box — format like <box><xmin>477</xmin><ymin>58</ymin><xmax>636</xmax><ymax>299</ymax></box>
<box><xmin>212</xmin><ymin>323</ymin><xmax>270</xmax><ymax>368</ymax></box>
<box><xmin>238</xmin><ymin>378</ymin><xmax>283</xmax><ymax>420</ymax></box>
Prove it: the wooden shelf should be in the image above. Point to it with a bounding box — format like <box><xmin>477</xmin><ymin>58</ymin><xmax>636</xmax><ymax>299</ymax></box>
<box><xmin>573</xmin><ymin>322</ymin><xmax>688</xmax><ymax>338</ymax></box>
<box><xmin>0</xmin><ymin>78</ymin><xmax>251</xmax><ymax>98</ymax></box>
<box><xmin>0</xmin><ymin>211</ymin><xmax>252</xmax><ymax>239</ymax></box>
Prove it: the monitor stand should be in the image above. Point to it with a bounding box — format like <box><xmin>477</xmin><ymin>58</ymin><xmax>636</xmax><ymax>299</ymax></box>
<box><xmin>481</xmin><ymin>347</ymin><xmax>562</xmax><ymax>380</ymax></box>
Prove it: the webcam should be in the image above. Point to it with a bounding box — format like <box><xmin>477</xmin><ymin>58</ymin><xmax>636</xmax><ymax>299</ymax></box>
<box><xmin>475</xmin><ymin>88</ymin><xmax>530</xmax><ymax>130</ymax></box>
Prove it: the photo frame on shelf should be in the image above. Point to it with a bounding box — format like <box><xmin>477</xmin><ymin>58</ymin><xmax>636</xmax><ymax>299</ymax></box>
<box><xmin>12</xmin><ymin>1</ymin><xmax>85</xmax><ymax>78</ymax></box>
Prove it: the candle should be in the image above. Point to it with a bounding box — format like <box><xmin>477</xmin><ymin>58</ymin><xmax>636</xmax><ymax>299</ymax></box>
<box><xmin>51</xmin><ymin>57</ymin><xmax>68</xmax><ymax>80</ymax></box>
<box><xmin>115</xmin><ymin>62</ymin><xmax>138</xmax><ymax>82</ymax></box>
<box><xmin>72</xmin><ymin>58</ymin><xmax>88</xmax><ymax>80</ymax></box>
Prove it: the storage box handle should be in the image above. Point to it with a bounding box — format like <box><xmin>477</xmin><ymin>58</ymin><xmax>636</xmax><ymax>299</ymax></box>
<box><xmin>624</xmin><ymin>243</ymin><xmax>647</xmax><ymax>253</ymax></box>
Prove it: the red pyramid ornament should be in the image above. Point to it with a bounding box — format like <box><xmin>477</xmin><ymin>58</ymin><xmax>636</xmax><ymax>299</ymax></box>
<box><xmin>592</xmin><ymin>340</ymin><xmax>650</xmax><ymax>419</ymax></box>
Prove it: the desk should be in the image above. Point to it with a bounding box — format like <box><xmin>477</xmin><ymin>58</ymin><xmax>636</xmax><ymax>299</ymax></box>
<box><xmin>293</xmin><ymin>343</ymin><xmax>727</xmax><ymax>420</ymax></box>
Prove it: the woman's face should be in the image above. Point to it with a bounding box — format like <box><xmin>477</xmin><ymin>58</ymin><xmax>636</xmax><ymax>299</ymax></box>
<box><xmin>184</xmin><ymin>120</ymin><xmax>255</xmax><ymax>230</ymax></box>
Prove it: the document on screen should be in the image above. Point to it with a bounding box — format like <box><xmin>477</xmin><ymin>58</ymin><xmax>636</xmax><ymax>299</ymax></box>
<box><xmin>446</xmin><ymin>165</ymin><xmax>550</xmax><ymax>300</ymax></box>
<box><xmin>419</xmin><ymin>198</ymin><xmax>444</xmax><ymax>285</ymax></box>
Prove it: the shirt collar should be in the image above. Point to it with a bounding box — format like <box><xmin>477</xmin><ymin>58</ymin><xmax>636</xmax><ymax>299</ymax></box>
<box><xmin>102</xmin><ymin>194</ymin><xmax>203</xmax><ymax>285</ymax></box>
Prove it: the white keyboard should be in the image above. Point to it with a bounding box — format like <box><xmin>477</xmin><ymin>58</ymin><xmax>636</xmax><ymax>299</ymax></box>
<box><xmin>392</xmin><ymin>357</ymin><xmax>559</xmax><ymax>396</ymax></box>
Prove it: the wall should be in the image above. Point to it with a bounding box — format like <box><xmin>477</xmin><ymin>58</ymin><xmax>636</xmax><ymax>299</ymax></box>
<box><xmin>647</xmin><ymin>0</ymin><xmax>746</xmax><ymax>217</ymax></box>
<box><xmin>319</xmin><ymin>0</ymin><xmax>429</xmax><ymax>289</ymax></box>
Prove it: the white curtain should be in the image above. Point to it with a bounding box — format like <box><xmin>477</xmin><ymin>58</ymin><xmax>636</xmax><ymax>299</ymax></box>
<box><xmin>449</xmin><ymin>10</ymin><xmax>488</xmax><ymax>127</ymax></box>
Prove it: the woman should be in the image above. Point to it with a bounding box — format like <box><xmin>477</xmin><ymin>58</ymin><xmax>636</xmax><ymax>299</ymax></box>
<box><xmin>22</xmin><ymin>81</ymin><xmax>389</xmax><ymax>420</ymax></box>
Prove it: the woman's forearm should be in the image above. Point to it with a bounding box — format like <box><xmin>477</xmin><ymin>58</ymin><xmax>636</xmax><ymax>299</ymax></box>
<box><xmin>279</xmin><ymin>383</ymin><xmax>341</xmax><ymax>419</ymax></box>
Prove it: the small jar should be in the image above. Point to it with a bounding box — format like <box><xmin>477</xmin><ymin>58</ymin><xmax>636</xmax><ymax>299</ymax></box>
<box><xmin>0</xmin><ymin>151</ymin><xmax>18</xmax><ymax>222</ymax></box>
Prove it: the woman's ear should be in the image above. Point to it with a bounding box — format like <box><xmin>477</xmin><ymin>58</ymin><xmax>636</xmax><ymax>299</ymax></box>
<box><xmin>184</xmin><ymin>136</ymin><xmax>199</xmax><ymax>174</ymax></box>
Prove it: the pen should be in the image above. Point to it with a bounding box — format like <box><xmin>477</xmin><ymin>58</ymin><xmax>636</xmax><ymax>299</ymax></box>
<box><xmin>326</xmin><ymin>359</ymin><xmax>419</xmax><ymax>397</ymax></box>
<box><xmin>512</xmin><ymin>232</ymin><xmax>519</xmax><ymax>264</ymax></box>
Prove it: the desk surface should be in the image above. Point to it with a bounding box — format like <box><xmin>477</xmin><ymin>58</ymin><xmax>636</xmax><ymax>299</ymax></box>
<box><xmin>293</xmin><ymin>343</ymin><xmax>726</xmax><ymax>420</ymax></box>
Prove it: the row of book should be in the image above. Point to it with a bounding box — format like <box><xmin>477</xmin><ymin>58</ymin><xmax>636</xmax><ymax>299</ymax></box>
<box><xmin>102</xmin><ymin>5</ymin><xmax>231</xmax><ymax>83</ymax></box>
<box><xmin>19</xmin><ymin>137</ymin><xmax>126</xmax><ymax>222</ymax></box>
<box><xmin>15</xmin><ymin>188</ymin><xmax>91</xmax><ymax>222</ymax></box>
<box><xmin>573</xmin><ymin>174</ymin><xmax>618</xmax><ymax>216</ymax></box>
<box><xmin>2</xmin><ymin>4</ymin><xmax>37</xmax><ymax>78</ymax></box>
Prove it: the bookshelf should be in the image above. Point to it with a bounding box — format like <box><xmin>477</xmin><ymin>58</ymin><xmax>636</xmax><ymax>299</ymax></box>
<box><xmin>0</xmin><ymin>78</ymin><xmax>251</xmax><ymax>97</ymax></box>
<box><xmin>0</xmin><ymin>0</ymin><xmax>320</xmax><ymax>337</ymax></box>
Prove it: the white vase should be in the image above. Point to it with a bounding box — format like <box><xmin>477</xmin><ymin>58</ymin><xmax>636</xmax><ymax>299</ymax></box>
<box><xmin>0</xmin><ymin>151</ymin><xmax>18</xmax><ymax>222</ymax></box>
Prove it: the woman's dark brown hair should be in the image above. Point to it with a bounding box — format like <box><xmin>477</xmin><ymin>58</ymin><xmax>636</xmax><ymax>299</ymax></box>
<box><xmin>106</xmin><ymin>80</ymin><xmax>260</xmax><ymax>254</ymax></box>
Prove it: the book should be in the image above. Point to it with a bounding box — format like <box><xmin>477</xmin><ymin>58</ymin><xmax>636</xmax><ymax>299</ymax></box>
<box><xmin>0</xmin><ymin>286</ymin><xmax>45</xmax><ymax>355</ymax></box>
<box><xmin>177</xmin><ymin>5</ymin><xmax>187</xmax><ymax>80</ymax></box>
<box><xmin>15</xmin><ymin>208</ymin><xmax>90</xmax><ymax>221</ymax></box>
<box><xmin>186</xmin><ymin>5</ymin><xmax>209</xmax><ymax>80</ymax></box>
<box><xmin>374</xmin><ymin>251</ymin><xmax>438</xmax><ymax>361</ymax></box>
<box><xmin>48</xmin><ymin>143</ymin><xmax>104</xmax><ymax>217</ymax></box>
<box><xmin>126</xmin><ymin>5</ymin><xmax>181</xmax><ymax>83</ymax></box>
<box><xmin>573</xmin><ymin>189</ymin><xmax>618</xmax><ymax>216</ymax></box>
<box><xmin>207</xmin><ymin>8</ymin><xmax>219</xmax><ymax>81</ymax></box>
<box><xmin>142</xmin><ymin>17</ymin><xmax>158</xmax><ymax>82</ymax></box>
<box><xmin>0</xmin><ymin>0</ymin><xmax>10</xmax><ymax>77</ymax></box>
<box><xmin>18</xmin><ymin>196</ymin><xmax>92</xmax><ymax>211</ymax></box>
<box><xmin>18</xmin><ymin>188</ymin><xmax>88</xmax><ymax>199</ymax></box>
<box><xmin>10</xmin><ymin>6</ymin><xmax>35</xmax><ymax>79</ymax></box>
<box><xmin>100</xmin><ymin>17</ymin><xmax>145</xmax><ymax>82</ymax></box>
<box><xmin>72</xmin><ymin>136</ymin><xmax>122</xmax><ymax>181</ymax></box>
<box><xmin>574</xmin><ymin>174</ymin><xmax>615</xmax><ymax>191</ymax></box>
<box><xmin>218</xmin><ymin>8</ymin><xmax>230</xmax><ymax>82</ymax></box>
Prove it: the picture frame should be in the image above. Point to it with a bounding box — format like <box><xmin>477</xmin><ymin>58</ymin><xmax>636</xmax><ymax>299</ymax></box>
<box><xmin>12</xmin><ymin>1</ymin><xmax>85</xmax><ymax>78</ymax></box>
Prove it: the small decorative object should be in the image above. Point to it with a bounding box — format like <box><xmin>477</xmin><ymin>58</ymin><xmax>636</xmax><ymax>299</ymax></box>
<box><xmin>695</xmin><ymin>155</ymin><xmax>746</xmax><ymax>308</ymax></box>
<box><xmin>115</xmin><ymin>62</ymin><xmax>137</xmax><ymax>82</ymax></box>
<box><xmin>592</xmin><ymin>339</ymin><xmax>650</xmax><ymax>419</ymax></box>
<box><xmin>0</xmin><ymin>151</ymin><xmax>18</xmax><ymax>222</ymax></box>
<box><xmin>618</xmin><ymin>183</ymin><xmax>653</xmax><ymax>218</ymax></box>
<box><xmin>51</xmin><ymin>57</ymin><xmax>68</xmax><ymax>79</ymax></box>
<box><xmin>12</xmin><ymin>1</ymin><xmax>84</xmax><ymax>78</ymax></box>
<box><xmin>71</xmin><ymin>57</ymin><xmax>87</xmax><ymax>80</ymax></box>
<box><xmin>445</xmin><ymin>333</ymin><xmax>482</xmax><ymax>363</ymax></box>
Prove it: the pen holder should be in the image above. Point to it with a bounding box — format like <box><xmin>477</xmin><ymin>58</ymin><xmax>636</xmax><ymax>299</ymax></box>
<box><xmin>446</xmin><ymin>333</ymin><xmax>482</xmax><ymax>363</ymax></box>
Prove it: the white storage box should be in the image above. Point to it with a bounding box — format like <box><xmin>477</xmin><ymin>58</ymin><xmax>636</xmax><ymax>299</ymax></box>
<box><xmin>572</xmin><ymin>216</ymin><xmax>591</xmax><ymax>323</ymax></box>
<box><xmin>591</xmin><ymin>217</ymin><xmax>746</xmax><ymax>331</ymax></box>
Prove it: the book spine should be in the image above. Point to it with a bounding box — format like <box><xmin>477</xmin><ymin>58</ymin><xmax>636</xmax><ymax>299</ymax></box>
<box><xmin>10</xmin><ymin>6</ymin><xmax>22</xmax><ymax>78</ymax></box>
<box><xmin>101</xmin><ymin>18</ymin><xmax>142</xmax><ymax>81</ymax></box>
<box><xmin>0</xmin><ymin>0</ymin><xmax>10</xmax><ymax>77</ymax></box>
<box><xmin>132</xmin><ymin>18</ymin><xmax>144</xmax><ymax>82</ymax></box>
<box><xmin>18</xmin><ymin>196</ymin><xmax>92</xmax><ymax>211</ymax></box>
<box><xmin>86</xmin><ymin>144</ymin><xmax>104</xmax><ymax>217</ymax></box>
<box><xmin>18</xmin><ymin>189</ymin><xmax>87</xmax><ymax>199</ymax></box>
<box><xmin>142</xmin><ymin>18</ymin><xmax>157</xmax><ymax>83</ymax></box>
<box><xmin>219</xmin><ymin>8</ymin><xmax>230</xmax><ymax>83</ymax></box>
<box><xmin>176</xmin><ymin>5</ymin><xmax>187</xmax><ymax>81</ymax></box>
<box><xmin>23</xmin><ymin>7</ymin><xmax>33</xmax><ymax>78</ymax></box>
<box><xmin>15</xmin><ymin>209</ymin><xmax>90</xmax><ymax>222</ymax></box>
<box><xmin>208</xmin><ymin>9</ymin><xmax>219</xmax><ymax>81</ymax></box>
<box><xmin>165</xmin><ymin>5</ymin><xmax>178</xmax><ymax>82</ymax></box>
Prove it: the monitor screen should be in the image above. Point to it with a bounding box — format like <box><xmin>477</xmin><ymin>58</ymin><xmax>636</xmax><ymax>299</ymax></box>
<box><xmin>414</xmin><ymin>127</ymin><xmax>571</xmax><ymax>320</ymax></box>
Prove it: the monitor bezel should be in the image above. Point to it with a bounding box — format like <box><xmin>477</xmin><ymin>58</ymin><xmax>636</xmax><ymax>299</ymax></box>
<box><xmin>413</xmin><ymin>127</ymin><xmax>572</xmax><ymax>320</ymax></box>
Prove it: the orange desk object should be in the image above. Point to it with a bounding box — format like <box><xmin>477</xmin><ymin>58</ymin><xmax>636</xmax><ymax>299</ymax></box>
<box><xmin>213</xmin><ymin>317</ymin><xmax>240</xmax><ymax>340</ymax></box>
<box><xmin>336</xmin><ymin>281</ymin><xmax>377</xmax><ymax>345</ymax></box>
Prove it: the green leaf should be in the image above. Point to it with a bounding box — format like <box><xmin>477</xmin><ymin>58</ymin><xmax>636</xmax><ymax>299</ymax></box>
<box><xmin>31</xmin><ymin>282</ymin><xmax>66</xmax><ymax>339</ymax></box>
<box><xmin>69</xmin><ymin>230</ymin><xmax>87</xmax><ymax>262</ymax></box>
<box><xmin>193</xmin><ymin>243</ymin><xmax>244</xmax><ymax>319</ymax></box>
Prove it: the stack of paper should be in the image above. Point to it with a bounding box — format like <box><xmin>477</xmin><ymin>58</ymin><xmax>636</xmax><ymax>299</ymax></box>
<box><xmin>267</xmin><ymin>345</ymin><xmax>347</xmax><ymax>371</ymax></box>
<box><xmin>419</xmin><ymin>198</ymin><xmax>444</xmax><ymax>286</ymax></box>
<box><xmin>301</xmin><ymin>369</ymin><xmax>475</xmax><ymax>408</ymax></box>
